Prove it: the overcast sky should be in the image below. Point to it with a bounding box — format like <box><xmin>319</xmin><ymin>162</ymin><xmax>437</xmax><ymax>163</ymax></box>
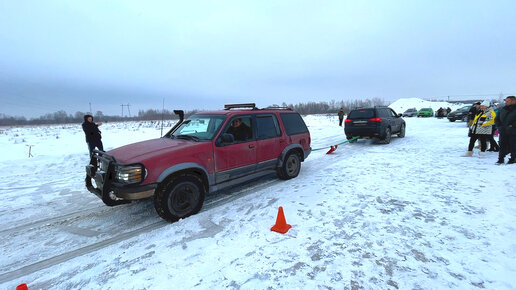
<box><xmin>1</xmin><ymin>0</ymin><xmax>515</xmax><ymax>118</ymax></box>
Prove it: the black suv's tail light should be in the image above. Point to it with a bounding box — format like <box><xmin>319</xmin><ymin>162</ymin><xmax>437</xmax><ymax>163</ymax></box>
<box><xmin>369</xmin><ymin>117</ymin><xmax>382</xmax><ymax>122</ymax></box>
<box><xmin>344</xmin><ymin>119</ymin><xmax>352</xmax><ymax>123</ymax></box>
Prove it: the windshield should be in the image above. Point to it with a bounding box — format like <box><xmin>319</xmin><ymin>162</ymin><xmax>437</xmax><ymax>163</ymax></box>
<box><xmin>171</xmin><ymin>114</ymin><xmax>226</xmax><ymax>141</ymax></box>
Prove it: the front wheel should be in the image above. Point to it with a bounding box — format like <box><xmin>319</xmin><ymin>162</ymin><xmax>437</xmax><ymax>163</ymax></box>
<box><xmin>277</xmin><ymin>151</ymin><xmax>301</xmax><ymax>180</ymax></box>
<box><xmin>154</xmin><ymin>175</ymin><xmax>205</xmax><ymax>222</ymax></box>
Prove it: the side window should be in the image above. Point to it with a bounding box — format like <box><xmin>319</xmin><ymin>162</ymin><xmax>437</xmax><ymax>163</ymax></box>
<box><xmin>389</xmin><ymin>109</ymin><xmax>397</xmax><ymax>117</ymax></box>
<box><xmin>280</xmin><ymin>113</ymin><xmax>308</xmax><ymax>136</ymax></box>
<box><xmin>225</xmin><ymin>116</ymin><xmax>253</xmax><ymax>142</ymax></box>
<box><xmin>256</xmin><ymin>115</ymin><xmax>281</xmax><ymax>139</ymax></box>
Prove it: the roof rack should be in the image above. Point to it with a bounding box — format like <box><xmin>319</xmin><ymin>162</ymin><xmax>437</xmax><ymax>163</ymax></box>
<box><xmin>262</xmin><ymin>106</ymin><xmax>292</xmax><ymax>111</ymax></box>
<box><xmin>224</xmin><ymin>103</ymin><xmax>257</xmax><ymax>110</ymax></box>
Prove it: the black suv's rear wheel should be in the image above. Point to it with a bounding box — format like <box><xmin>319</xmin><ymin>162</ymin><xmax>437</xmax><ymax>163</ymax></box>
<box><xmin>277</xmin><ymin>151</ymin><xmax>301</xmax><ymax>180</ymax></box>
<box><xmin>397</xmin><ymin>124</ymin><xmax>405</xmax><ymax>138</ymax></box>
<box><xmin>381</xmin><ymin>127</ymin><xmax>392</xmax><ymax>144</ymax></box>
<box><xmin>154</xmin><ymin>175</ymin><xmax>205</xmax><ymax>222</ymax></box>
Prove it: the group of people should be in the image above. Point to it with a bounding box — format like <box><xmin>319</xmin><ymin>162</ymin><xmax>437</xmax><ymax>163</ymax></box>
<box><xmin>462</xmin><ymin>96</ymin><xmax>516</xmax><ymax>164</ymax></box>
<box><xmin>436</xmin><ymin>107</ymin><xmax>451</xmax><ymax>118</ymax></box>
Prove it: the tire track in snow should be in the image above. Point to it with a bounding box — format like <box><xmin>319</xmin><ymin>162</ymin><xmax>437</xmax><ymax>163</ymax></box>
<box><xmin>0</xmin><ymin>205</ymin><xmax>108</xmax><ymax>237</ymax></box>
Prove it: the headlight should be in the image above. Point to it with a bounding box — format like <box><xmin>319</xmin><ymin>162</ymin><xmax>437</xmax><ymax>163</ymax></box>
<box><xmin>115</xmin><ymin>165</ymin><xmax>146</xmax><ymax>184</ymax></box>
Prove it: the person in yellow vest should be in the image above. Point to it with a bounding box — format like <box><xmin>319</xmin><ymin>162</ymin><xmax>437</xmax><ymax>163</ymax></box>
<box><xmin>462</xmin><ymin>100</ymin><xmax>496</xmax><ymax>157</ymax></box>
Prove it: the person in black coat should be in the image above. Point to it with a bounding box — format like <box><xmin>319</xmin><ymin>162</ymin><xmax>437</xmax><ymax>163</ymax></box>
<box><xmin>226</xmin><ymin>118</ymin><xmax>251</xmax><ymax>142</ymax></box>
<box><xmin>82</xmin><ymin>114</ymin><xmax>104</xmax><ymax>155</ymax></box>
<box><xmin>495</xmin><ymin>96</ymin><xmax>516</xmax><ymax>164</ymax></box>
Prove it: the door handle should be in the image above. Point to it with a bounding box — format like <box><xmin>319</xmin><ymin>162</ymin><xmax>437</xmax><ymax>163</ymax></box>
<box><xmin>248</xmin><ymin>144</ymin><xmax>255</xmax><ymax>149</ymax></box>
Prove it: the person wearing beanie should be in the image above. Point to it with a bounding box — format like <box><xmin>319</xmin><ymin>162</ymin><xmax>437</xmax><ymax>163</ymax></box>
<box><xmin>495</xmin><ymin>96</ymin><xmax>516</xmax><ymax>164</ymax></box>
<box><xmin>462</xmin><ymin>101</ymin><xmax>496</xmax><ymax>157</ymax></box>
<box><xmin>82</xmin><ymin>114</ymin><xmax>104</xmax><ymax>156</ymax></box>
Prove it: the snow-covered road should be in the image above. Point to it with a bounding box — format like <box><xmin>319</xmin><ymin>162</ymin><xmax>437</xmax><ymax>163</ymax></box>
<box><xmin>1</xmin><ymin>114</ymin><xmax>515</xmax><ymax>289</ymax></box>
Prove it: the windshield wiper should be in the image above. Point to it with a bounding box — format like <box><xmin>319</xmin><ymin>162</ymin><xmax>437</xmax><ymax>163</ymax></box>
<box><xmin>176</xmin><ymin>135</ymin><xmax>200</xmax><ymax>142</ymax></box>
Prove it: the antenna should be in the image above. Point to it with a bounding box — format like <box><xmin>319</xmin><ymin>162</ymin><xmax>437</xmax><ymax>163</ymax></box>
<box><xmin>161</xmin><ymin>98</ymin><xmax>165</xmax><ymax>137</ymax></box>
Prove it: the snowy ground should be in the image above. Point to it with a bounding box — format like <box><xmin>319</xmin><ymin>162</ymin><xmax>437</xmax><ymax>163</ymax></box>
<box><xmin>0</xmin><ymin>113</ymin><xmax>515</xmax><ymax>289</ymax></box>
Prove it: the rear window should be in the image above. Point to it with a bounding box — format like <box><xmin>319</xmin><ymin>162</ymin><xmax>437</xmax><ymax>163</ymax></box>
<box><xmin>348</xmin><ymin>109</ymin><xmax>375</xmax><ymax>119</ymax></box>
<box><xmin>280</xmin><ymin>113</ymin><xmax>309</xmax><ymax>135</ymax></box>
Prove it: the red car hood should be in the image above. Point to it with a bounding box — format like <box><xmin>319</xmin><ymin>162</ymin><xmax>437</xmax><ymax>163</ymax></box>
<box><xmin>107</xmin><ymin>138</ymin><xmax>196</xmax><ymax>164</ymax></box>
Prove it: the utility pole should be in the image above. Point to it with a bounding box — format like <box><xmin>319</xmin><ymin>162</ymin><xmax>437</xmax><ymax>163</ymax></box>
<box><xmin>127</xmin><ymin>103</ymin><xmax>131</xmax><ymax>117</ymax></box>
<box><xmin>89</xmin><ymin>102</ymin><xmax>92</xmax><ymax>114</ymax></box>
<box><xmin>121</xmin><ymin>104</ymin><xmax>124</xmax><ymax>117</ymax></box>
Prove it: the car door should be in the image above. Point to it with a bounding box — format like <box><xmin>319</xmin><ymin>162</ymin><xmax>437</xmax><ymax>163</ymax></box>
<box><xmin>388</xmin><ymin>108</ymin><xmax>402</xmax><ymax>132</ymax></box>
<box><xmin>254</xmin><ymin>114</ymin><xmax>284</xmax><ymax>172</ymax></box>
<box><xmin>213</xmin><ymin>115</ymin><xmax>257</xmax><ymax>183</ymax></box>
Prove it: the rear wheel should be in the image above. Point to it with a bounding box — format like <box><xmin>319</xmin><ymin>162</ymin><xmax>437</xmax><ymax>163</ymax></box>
<box><xmin>154</xmin><ymin>175</ymin><xmax>205</xmax><ymax>222</ymax></box>
<box><xmin>381</xmin><ymin>127</ymin><xmax>392</xmax><ymax>144</ymax></box>
<box><xmin>449</xmin><ymin>119</ymin><xmax>455</xmax><ymax>122</ymax></box>
<box><xmin>397</xmin><ymin>124</ymin><xmax>405</xmax><ymax>138</ymax></box>
<box><xmin>277</xmin><ymin>151</ymin><xmax>301</xmax><ymax>180</ymax></box>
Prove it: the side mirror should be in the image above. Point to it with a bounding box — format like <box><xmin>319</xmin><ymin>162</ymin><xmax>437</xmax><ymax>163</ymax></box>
<box><xmin>398</xmin><ymin>113</ymin><xmax>402</xmax><ymax>117</ymax></box>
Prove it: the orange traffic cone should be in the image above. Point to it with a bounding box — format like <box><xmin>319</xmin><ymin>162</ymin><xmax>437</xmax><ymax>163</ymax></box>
<box><xmin>271</xmin><ymin>206</ymin><xmax>292</xmax><ymax>234</ymax></box>
<box><xmin>16</xmin><ymin>283</ymin><xmax>28</xmax><ymax>290</ymax></box>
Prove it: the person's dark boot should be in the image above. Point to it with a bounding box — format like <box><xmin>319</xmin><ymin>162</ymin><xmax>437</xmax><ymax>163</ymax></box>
<box><xmin>508</xmin><ymin>158</ymin><xmax>515</xmax><ymax>164</ymax></box>
<box><xmin>496</xmin><ymin>158</ymin><xmax>504</xmax><ymax>165</ymax></box>
<box><xmin>487</xmin><ymin>148</ymin><xmax>495</xmax><ymax>152</ymax></box>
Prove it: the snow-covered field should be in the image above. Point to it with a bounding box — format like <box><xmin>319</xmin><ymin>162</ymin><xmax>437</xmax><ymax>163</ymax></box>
<box><xmin>1</xmin><ymin>111</ymin><xmax>515</xmax><ymax>289</ymax></box>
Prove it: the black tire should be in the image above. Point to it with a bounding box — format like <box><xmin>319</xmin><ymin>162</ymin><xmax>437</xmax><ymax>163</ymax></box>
<box><xmin>449</xmin><ymin>119</ymin><xmax>455</xmax><ymax>122</ymax></box>
<box><xmin>461</xmin><ymin>116</ymin><xmax>468</xmax><ymax>122</ymax></box>
<box><xmin>277</xmin><ymin>151</ymin><xmax>301</xmax><ymax>180</ymax></box>
<box><xmin>397</xmin><ymin>124</ymin><xmax>405</xmax><ymax>138</ymax></box>
<box><xmin>154</xmin><ymin>175</ymin><xmax>205</xmax><ymax>222</ymax></box>
<box><xmin>381</xmin><ymin>127</ymin><xmax>392</xmax><ymax>144</ymax></box>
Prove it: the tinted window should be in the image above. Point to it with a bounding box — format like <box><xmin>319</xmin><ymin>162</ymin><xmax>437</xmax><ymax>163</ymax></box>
<box><xmin>348</xmin><ymin>109</ymin><xmax>375</xmax><ymax>119</ymax></box>
<box><xmin>280</xmin><ymin>113</ymin><xmax>308</xmax><ymax>135</ymax></box>
<box><xmin>378</xmin><ymin>109</ymin><xmax>390</xmax><ymax>118</ymax></box>
<box><xmin>256</xmin><ymin>115</ymin><xmax>281</xmax><ymax>139</ymax></box>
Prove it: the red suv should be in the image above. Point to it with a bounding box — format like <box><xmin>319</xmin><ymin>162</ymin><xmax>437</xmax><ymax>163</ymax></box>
<box><xmin>85</xmin><ymin>103</ymin><xmax>311</xmax><ymax>222</ymax></box>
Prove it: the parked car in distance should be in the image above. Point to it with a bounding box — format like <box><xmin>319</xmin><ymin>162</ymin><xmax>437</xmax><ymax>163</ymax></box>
<box><xmin>85</xmin><ymin>103</ymin><xmax>311</xmax><ymax>222</ymax></box>
<box><xmin>344</xmin><ymin>106</ymin><xmax>405</xmax><ymax>144</ymax></box>
<box><xmin>402</xmin><ymin>108</ymin><xmax>418</xmax><ymax>117</ymax></box>
<box><xmin>417</xmin><ymin>108</ymin><xmax>434</xmax><ymax>117</ymax></box>
<box><xmin>447</xmin><ymin>105</ymin><xmax>473</xmax><ymax>122</ymax></box>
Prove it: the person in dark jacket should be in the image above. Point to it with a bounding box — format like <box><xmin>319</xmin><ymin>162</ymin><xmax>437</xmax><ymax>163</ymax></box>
<box><xmin>468</xmin><ymin>102</ymin><xmax>481</xmax><ymax>127</ymax></box>
<box><xmin>495</xmin><ymin>96</ymin><xmax>516</xmax><ymax>164</ymax></box>
<box><xmin>338</xmin><ymin>108</ymin><xmax>345</xmax><ymax>126</ymax></box>
<box><xmin>226</xmin><ymin>118</ymin><xmax>251</xmax><ymax>142</ymax></box>
<box><xmin>82</xmin><ymin>114</ymin><xmax>104</xmax><ymax>155</ymax></box>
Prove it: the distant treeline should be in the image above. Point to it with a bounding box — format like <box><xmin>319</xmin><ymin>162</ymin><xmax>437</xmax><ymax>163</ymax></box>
<box><xmin>278</xmin><ymin>98</ymin><xmax>385</xmax><ymax>115</ymax></box>
<box><xmin>0</xmin><ymin>98</ymin><xmax>385</xmax><ymax>126</ymax></box>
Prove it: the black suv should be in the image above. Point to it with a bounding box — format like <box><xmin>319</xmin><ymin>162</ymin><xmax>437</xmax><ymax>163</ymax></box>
<box><xmin>447</xmin><ymin>105</ymin><xmax>472</xmax><ymax>122</ymax></box>
<box><xmin>344</xmin><ymin>106</ymin><xmax>406</xmax><ymax>144</ymax></box>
